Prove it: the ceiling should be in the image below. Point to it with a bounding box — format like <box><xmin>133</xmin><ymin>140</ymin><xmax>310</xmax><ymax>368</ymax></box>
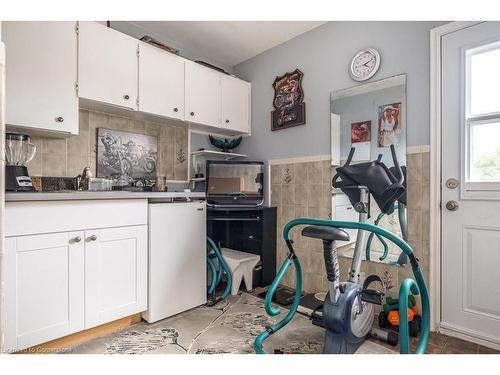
<box><xmin>112</xmin><ymin>21</ymin><xmax>326</xmax><ymax>68</ymax></box>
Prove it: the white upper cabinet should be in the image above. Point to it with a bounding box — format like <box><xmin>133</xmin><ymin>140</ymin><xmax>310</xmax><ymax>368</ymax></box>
<box><xmin>220</xmin><ymin>75</ymin><xmax>251</xmax><ymax>134</ymax></box>
<box><xmin>185</xmin><ymin>61</ymin><xmax>221</xmax><ymax>128</ymax></box>
<box><xmin>78</xmin><ymin>21</ymin><xmax>138</xmax><ymax>110</ymax></box>
<box><xmin>2</xmin><ymin>21</ymin><xmax>79</xmax><ymax>135</ymax></box>
<box><xmin>138</xmin><ymin>43</ymin><xmax>185</xmax><ymax>120</ymax></box>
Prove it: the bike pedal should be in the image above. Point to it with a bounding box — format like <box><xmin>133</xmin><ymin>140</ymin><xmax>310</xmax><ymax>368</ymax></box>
<box><xmin>361</xmin><ymin>288</ymin><xmax>384</xmax><ymax>305</ymax></box>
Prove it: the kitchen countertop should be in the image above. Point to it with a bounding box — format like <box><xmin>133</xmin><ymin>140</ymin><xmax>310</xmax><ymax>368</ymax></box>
<box><xmin>5</xmin><ymin>190</ymin><xmax>206</xmax><ymax>202</ymax></box>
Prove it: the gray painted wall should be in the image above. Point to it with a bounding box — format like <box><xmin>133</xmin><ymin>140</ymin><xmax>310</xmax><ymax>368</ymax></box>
<box><xmin>233</xmin><ymin>21</ymin><xmax>446</xmax><ymax>161</ymax></box>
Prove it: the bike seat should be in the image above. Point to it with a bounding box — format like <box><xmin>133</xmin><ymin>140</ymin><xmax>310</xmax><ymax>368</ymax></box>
<box><xmin>301</xmin><ymin>226</ymin><xmax>350</xmax><ymax>242</ymax></box>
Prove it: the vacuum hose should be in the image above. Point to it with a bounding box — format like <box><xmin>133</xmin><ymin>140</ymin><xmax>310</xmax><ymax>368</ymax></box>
<box><xmin>254</xmin><ymin>218</ymin><xmax>429</xmax><ymax>354</ymax></box>
<box><xmin>206</xmin><ymin>237</ymin><xmax>233</xmax><ymax>301</ymax></box>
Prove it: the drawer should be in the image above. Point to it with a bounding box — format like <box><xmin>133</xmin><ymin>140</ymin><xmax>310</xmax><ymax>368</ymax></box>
<box><xmin>5</xmin><ymin>199</ymin><xmax>148</xmax><ymax>237</ymax></box>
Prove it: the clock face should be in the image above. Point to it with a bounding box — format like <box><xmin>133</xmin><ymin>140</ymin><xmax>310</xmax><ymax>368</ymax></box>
<box><xmin>350</xmin><ymin>48</ymin><xmax>380</xmax><ymax>81</ymax></box>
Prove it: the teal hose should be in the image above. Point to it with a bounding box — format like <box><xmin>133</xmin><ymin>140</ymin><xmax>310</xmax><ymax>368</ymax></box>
<box><xmin>207</xmin><ymin>256</ymin><xmax>217</xmax><ymax>294</ymax></box>
<box><xmin>399</xmin><ymin>270</ymin><xmax>430</xmax><ymax>354</ymax></box>
<box><xmin>366</xmin><ymin>232</ymin><xmax>389</xmax><ymax>261</ymax></box>
<box><xmin>254</xmin><ymin>255</ymin><xmax>302</xmax><ymax>354</ymax></box>
<box><xmin>365</xmin><ymin>205</ymin><xmax>400</xmax><ymax>262</ymax></box>
<box><xmin>206</xmin><ymin>237</ymin><xmax>233</xmax><ymax>300</ymax></box>
<box><xmin>253</xmin><ymin>218</ymin><xmax>430</xmax><ymax>354</ymax></box>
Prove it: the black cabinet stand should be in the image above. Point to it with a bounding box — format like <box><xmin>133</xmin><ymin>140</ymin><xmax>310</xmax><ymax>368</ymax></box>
<box><xmin>207</xmin><ymin>206</ymin><xmax>277</xmax><ymax>288</ymax></box>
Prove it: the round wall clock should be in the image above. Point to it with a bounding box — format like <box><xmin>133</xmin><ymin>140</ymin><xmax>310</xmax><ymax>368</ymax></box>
<box><xmin>350</xmin><ymin>48</ymin><xmax>381</xmax><ymax>81</ymax></box>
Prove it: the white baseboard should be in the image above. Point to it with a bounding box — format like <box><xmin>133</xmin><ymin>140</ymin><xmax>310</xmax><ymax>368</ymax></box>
<box><xmin>440</xmin><ymin>322</ymin><xmax>500</xmax><ymax>351</ymax></box>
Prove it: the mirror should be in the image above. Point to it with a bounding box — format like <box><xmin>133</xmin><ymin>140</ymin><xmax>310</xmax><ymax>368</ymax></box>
<box><xmin>330</xmin><ymin>74</ymin><xmax>407</xmax><ymax>265</ymax></box>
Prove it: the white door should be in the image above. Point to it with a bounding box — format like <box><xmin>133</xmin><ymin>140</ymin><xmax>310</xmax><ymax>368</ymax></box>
<box><xmin>3</xmin><ymin>21</ymin><xmax>78</xmax><ymax>134</ymax></box>
<box><xmin>442</xmin><ymin>21</ymin><xmax>500</xmax><ymax>347</ymax></box>
<box><xmin>4</xmin><ymin>231</ymin><xmax>85</xmax><ymax>351</ymax></box>
<box><xmin>185</xmin><ymin>61</ymin><xmax>220</xmax><ymax>127</ymax></box>
<box><xmin>143</xmin><ymin>202</ymin><xmax>206</xmax><ymax>323</ymax></box>
<box><xmin>138</xmin><ymin>42</ymin><xmax>185</xmax><ymax>120</ymax></box>
<box><xmin>78</xmin><ymin>21</ymin><xmax>138</xmax><ymax>110</ymax></box>
<box><xmin>84</xmin><ymin>225</ymin><xmax>147</xmax><ymax>329</ymax></box>
<box><xmin>220</xmin><ymin>75</ymin><xmax>250</xmax><ymax>134</ymax></box>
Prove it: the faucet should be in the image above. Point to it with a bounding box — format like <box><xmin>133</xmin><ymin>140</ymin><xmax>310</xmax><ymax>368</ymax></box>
<box><xmin>76</xmin><ymin>167</ymin><xmax>92</xmax><ymax>190</ymax></box>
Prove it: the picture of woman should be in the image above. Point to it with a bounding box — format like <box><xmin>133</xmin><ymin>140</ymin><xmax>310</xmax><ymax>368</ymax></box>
<box><xmin>378</xmin><ymin>102</ymin><xmax>402</xmax><ymax>147</ymax></box>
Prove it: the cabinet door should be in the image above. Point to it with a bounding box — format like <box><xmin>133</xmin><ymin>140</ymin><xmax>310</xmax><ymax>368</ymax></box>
<box><xmin>185</xmin><ymin>61</ymin><xmax>220</xmax><ymax>127</ymax></box>
<box><xmin>2</xmin><ymin>21</ymin><xmax>78</xmax><ymax>135</ymax></box>
<box><xmin>143</xmin><ymin>202</ymin><xmax>206</xmax><ymax>323</ymax></box>
<box><xmin>84</xmin><ymin>225</ymin><xmax>147</xmax><ymax>329</ymax></box>
<box><xmin>138</xmin><ymin>42</ymin><xmax>185</xmax><ymax>120</ymax></box>
<box><xmin>4</xmin><ymin>231</ymin><xmax>85</xmax><ymax>351</ymax></box>
<box><xmin>78</xmin><ymin>21</ymin><xmax>138</xmax><ymax>110</ymax></box>
<box><xmin>221</xmin><ymin>75</ymin><xmax>251</xmax><ymax>134</ymax></box>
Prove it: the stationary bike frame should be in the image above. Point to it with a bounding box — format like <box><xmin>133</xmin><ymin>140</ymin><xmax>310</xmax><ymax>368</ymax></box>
<box><xmin>254</xmin><ymin>218</ymin><xmax>430</xmax><ymax>354</ymax></box>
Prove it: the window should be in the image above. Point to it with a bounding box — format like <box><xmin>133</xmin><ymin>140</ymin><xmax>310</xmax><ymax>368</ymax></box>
<box><xmin>465</xmin><ymin>41</ymin><xmax>500</xmax><ymax>188</ymax></box>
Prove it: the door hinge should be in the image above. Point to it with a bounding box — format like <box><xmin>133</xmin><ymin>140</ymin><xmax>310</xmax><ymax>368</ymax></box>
<box><xmin>136</xmin><ymin>46</ymin><xmax>140</xmax><ymax>57</ymax></box>
<box><xmin>74</xmin><ymin>81</ymin><xmax>79</xmax><ymax>93</ymax></box>
<box><xmin>136</xmin><ymin>98</ymin><xmax>139</xmax><ymax>107</ymax></box>
<box><xmin>75</xmin><ymin>23</ymin><xmax>79</xmax><ymax>35</ymax></box>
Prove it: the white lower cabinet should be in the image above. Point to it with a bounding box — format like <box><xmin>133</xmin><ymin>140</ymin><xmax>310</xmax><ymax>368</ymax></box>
<box><xmin>4</xmin><ymin>231</ymin><xmax>85</xmax><ymax>352</ymax></box>
<box><xmin>85</xmin><ymin>225</ymin><xmax>147</xmax><ymax>329</ymax></box>
<box><xmin>4</xmin><ymin>223</ymin><xmax>147</xmax><ymax>352</ymax></box>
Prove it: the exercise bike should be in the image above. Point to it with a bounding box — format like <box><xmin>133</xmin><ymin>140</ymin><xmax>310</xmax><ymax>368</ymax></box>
<box><xmin>254</xmin><ymin>145</ymin><xmax>429</xmax><ymax>354</ymax></box>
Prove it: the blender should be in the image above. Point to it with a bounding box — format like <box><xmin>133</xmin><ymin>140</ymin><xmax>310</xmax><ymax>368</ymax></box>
<box><xmin>5</xmin><ymin>132</ymin><xmax>37</xmax><ymax>191</ymax></box>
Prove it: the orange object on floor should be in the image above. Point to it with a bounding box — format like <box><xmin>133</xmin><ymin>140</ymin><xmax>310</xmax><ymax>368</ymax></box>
<box><xmin>387</xmin><ymin>307</ymin><xmax>417</xmax><ymax>326</ymax></box>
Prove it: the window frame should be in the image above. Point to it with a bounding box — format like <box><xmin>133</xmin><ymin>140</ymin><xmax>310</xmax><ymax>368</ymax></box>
<box><xmin>461</xmin><ymin>39</ymin><xmax>500</xmax><ymax>198</ymax></box>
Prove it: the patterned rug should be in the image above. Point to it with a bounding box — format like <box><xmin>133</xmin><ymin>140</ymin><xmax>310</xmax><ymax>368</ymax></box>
<box><xmin>65</xmin><ymin>293</ymin><xmax>394</xmax><ymax>354</ymax></box>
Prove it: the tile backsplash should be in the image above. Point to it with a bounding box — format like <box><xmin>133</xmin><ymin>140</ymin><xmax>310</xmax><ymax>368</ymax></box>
<box><xmin>27</xmin><ymin>109</ymin><xmax>189</xmax><ymax>181</ymax></box>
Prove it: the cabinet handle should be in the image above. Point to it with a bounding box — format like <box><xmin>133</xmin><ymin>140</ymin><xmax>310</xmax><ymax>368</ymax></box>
<box><xmin>225</xmin><ymin>119</ymin><xmax>230</xmax><ymax>124</ymax></box>
<box><xmin>190</xmin><ymin>112</ymin><xmax>195</xmax><ymax>116</ymax></box>
<box><xmin>55</xmin><ymin>116</ymin><xmax>64</xmax><ymax>123</ymax></box>
<box><xmin>123</xmin><ymin>94</ymin><xmax>130</xmax><ymax>100</ymax></box>
<box><xmin>88</xmin><ymin>235</ymin><xmax>98</xmax><ymax>241</ymax></box>
<box><xmin>173</xmin><ymin>107</ymin><xmax>179</xmax><ymax>112</ymax></box>
<box><xmin>72</xmin><ymin>236</ymin><xmax>81</xmax><ymax>243</ymax></box>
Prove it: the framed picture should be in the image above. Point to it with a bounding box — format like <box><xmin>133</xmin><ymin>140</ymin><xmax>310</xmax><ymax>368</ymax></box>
<box><xmin>377</xmin><ymin>102</ymin><xmax>402</xmax><ymax>147</ymax></box>
<box><xmin>351</xmin><ymin>121</ymin><xmax>371</xmax><ymax>143</ymax></box>
<box><xmin>97</xmin><ymin>128</ymin><xmax>158</xmax><ymax>179</ymax></box>
<box><xmin>271</xmin><ymin>69</ymin><xmax>306</xmax><ymax>131</ymax></box>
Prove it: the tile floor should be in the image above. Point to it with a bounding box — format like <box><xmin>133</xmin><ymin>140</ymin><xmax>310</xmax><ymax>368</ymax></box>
<box><xmin>65</xmin><ymin>292</ymin><xmax>498</xmax><ymax>355</ymax></box>
<box><xmin>65</xmin><ymin>292</ymin><xmax>392</xmax><ymax>354</ymax></box>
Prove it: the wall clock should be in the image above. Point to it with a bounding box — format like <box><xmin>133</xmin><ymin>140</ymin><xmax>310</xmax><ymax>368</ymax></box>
<box><xmin>350</xmin><ymin>48</ymin><xmax>381</xmax><ymax>81</ymax></box>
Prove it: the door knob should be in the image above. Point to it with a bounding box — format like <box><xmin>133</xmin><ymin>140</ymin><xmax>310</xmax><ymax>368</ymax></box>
<box><xmin>173</xmin><ymin>107</ymin><xmax>179</xmax><ymax>112</ymax></box>
<box><xmin>190</xmin><ymin>112</ymin><xmax>195</xmax><ymax>116</ymax></box>
<box><xmin>72</xmin><ymin>236</ymin><xmax>81</xmax><ymax>243</ymax></box>
<box><xmin>55</xmin><ymin>116</ymin><xmax>64</xmax><ymax>122</ymax></box>
<box><xmin>123</xmin><ymin>94</ymin><xmax>130</xmax><ymax>100</ymax></box>
<box><xmin>88</xmin><ymin>235</ymin><xmax>98</xmax><ymax>241</ymax></box>
<box><xmin>445</xmin><ymin>201</ymin><xmax>459</xmax><ymax>211</ymax></box>
<box><xmin>225</xmin><ymin>119</ymin><xmax>230</xmax><ymax>123</ymax></box>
